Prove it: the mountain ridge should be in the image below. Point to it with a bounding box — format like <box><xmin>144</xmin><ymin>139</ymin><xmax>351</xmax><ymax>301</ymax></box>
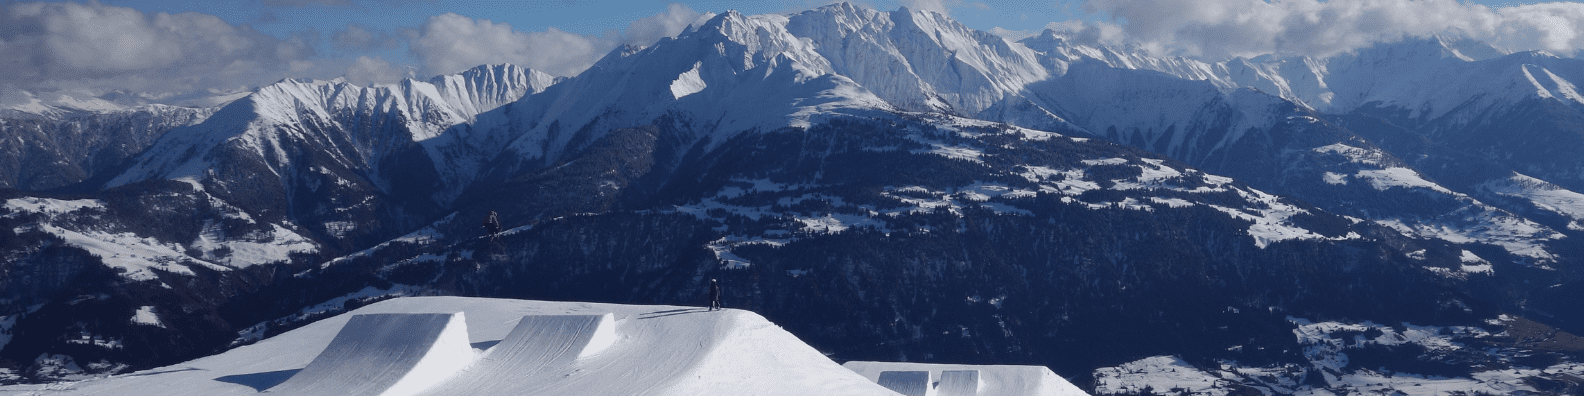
<box><xmin>2</xmin><ymin>4</ymin><xmax>1583</xmax><ymax>394</ymax></box>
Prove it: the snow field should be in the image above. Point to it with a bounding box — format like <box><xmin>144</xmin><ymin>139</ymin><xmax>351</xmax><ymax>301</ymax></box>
<box><xmin>844</xmin><ymin>361</ymin><xmax>1090</xmax><ymax>396</ymax></box>
<box><xmin>265</xmin><ymin>312</ymin><xmax>473</xmax><ymax>396</ymax></box>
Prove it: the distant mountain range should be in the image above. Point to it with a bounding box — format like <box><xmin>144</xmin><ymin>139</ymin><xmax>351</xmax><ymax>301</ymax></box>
<box><xmin>3</xmin><ymin>3</ymin><xmax>1582</xmax><ymax>394</ymax></box>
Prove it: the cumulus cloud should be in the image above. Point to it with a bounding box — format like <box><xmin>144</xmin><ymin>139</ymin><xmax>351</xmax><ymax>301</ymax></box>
<box><xmin>1081</xmin><ymin>0</ymin><xmax>1584</xmax><ymax>58</ymax></box>
<box><xmin>620</xmin><ymin>3</ymin><xmax>708</xmax><ymax>46</ymax></box>
<box><xmin>0</xmin><ymin>1</ymin><xmax>316</xmax><ymax>94</ymax></box>
<box><xmin>900</xmin><ymin>0</ymin><xmax>961</xmax><ymax>16</ymax></box>
<box><xmin>407</xmin><ymin>4</ymin><xmax>704</xmax><ymax>77</ymax></box>
<box><xmin>407</xmin><ymin>14</ymin><xmax>597</xmax><ymax>78</ymax></box>
<box><xmin>343</xmin><ymin>56</ymin><xmax>413</xmax><ymax>86</ymax></box>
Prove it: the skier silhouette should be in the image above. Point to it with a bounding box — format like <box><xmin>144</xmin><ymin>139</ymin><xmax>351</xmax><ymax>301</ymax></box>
<box><xmin>482</xmin><ymin>210</ymin><xmax>502</xmax><ymax>243</ymax></box>
<box><xmin>708</xmin><ymin>278</ymin><xmax>722</xmax><ymax>311</ymax></box>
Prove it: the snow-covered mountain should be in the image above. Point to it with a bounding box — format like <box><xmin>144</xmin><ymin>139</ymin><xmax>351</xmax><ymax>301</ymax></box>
<box><xmin>1</xmin><ymin>64</ymin><xmax>559</xmax><ymax>385</ymax></box>
<box><xmin>101</xmin><ymin>64</ymin><xmax>557</xmax><ymax>251</ymax></box>
<box><xmin>0</xmin><ymin>105</ymin><xmax>215</xmax><ymax>190</ymax></box>
<box><xmin>3</xmin><ymin>3</ymin><xmax>1584</xmax><ymax>395</ymax></box>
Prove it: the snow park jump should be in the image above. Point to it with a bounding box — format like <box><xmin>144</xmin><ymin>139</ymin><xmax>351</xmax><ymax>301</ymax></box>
<box><xmin>264</xmin><ymin>313</ymin><xmax>473</xmax><ymax>396</ymax></box>
<box><xmin>845</xmin><ymin>361</ymin><xmax>1092</xmax><ymax>396</ymax></box>
<box><xmin>418</xmin><ymin>314</ymin><xmax>616</xmax><ymax>395</ymax></box>
<box><xmin>24</xmin><ymin>297</ymin><xmax>928</xmax><ymax>395</ymax></box>
<box><xmin>876</xmin><ymin>371</ymin><xmax>930</xmax><ymax>396</ymax></box>
<box><xmin>937</xmin><ymin>370</ymin><xmax>981</xmax><ymax>396</ymax></box>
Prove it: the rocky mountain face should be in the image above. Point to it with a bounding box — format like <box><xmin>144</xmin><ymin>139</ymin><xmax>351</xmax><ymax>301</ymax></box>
<box><xmin>3</xmin><ymin>3</ymin><xmax>1583</xmax><ymax>394</ymax></box>
<box><xmin>0</xmin><ymin>106</ymin><xmax>214</xmax><ymax>191</ymax></box>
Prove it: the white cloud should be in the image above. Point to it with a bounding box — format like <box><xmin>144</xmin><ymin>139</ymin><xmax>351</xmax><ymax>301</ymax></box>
<box><xmin>1081</xmin><ymin>0</ymin><xmax>1584</xmax><ymax>58</ymax></box>
<box><xmin>620</xmin><ymin>3</ymin><xmax>707</xmax><ymax>46</ymax></box>
<box><xmin>407</xmin><ymin>4</ymin><xmax>704</xmax><ymax>77</ymax></box>
<box><xmin>407</xmin><ymin>13</ymin><xmax>600</xmax><ymax>78</ymax></box>
<box><xmin>343</xmin><ymin>56</ymin><xmax>413</xmax><ymax>86</ymax></box>
<box><xmin>900</xmin><ymin>0</ymin><xmax>960</xmax><ymax>16</ymax></box>
<box><xmin>0</xmin><ymin>1</ymin><xmax>316</xmax><ymax>94</ymax></box>
<box><xmin>0</xmin><ymin>1</ymin><xmax>711</xmax><ymax>102</ymax></box>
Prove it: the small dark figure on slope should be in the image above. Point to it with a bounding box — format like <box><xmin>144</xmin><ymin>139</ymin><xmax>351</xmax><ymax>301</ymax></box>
<box><xmin>483</xmin><ymin>210</ymin><xmax>502</xmax><ymax>242</ymax></box>
<box><xmin>708</xmin><ymin>279</ymin><xmax>722</xmax><ymax>311</ymax></box>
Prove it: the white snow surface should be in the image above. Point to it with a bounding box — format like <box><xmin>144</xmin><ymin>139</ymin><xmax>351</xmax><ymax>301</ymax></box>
<box><xmin>844</xmin><ymin>361</ymin><xmax>1089</xmax><ymax>396</ymax></box>
<box><xmin>13</xmin><ymin>223</ymin><xmax>230</xmax><ymax>282</ymax></box>
<box><xmin>1016</xmin><ymin>32</ymin><xmax>1578</xmax><ymax>123</ymax></box>
<box><xmin>27</xmin><ymin>297</ymin><xmax>901</xmax><ymax>396</ymax></box>
<box><xmin>1482</xmin><ymin>173</ymin><xmax>1584</xmax><ymax>231</ymax></box>
<box><xmin>2</xmin><ymin>198</ymin><xmax>105</xmax><ymax>218</ymax></box>
<box><xmin>1093</xmin><ymin>356</ymin><xmax>1227</xmax><ymax>396</ymax></box>
<box><xmin>670</xmin><ymin>62</ymin><xmax>708</xmax><ymax>99</ymax></box>
<box><xmin>192</xmin><ymin>223</ymin><xmax>318</xmax><ymax>269</ymax></box>
<box><xmin>1353</xmin><ymin>168</ymin><xmax>1453</xmax><ymax>194</ymax></box>
<box><xmin>266</xmin><ymin>312</ymin><xmax>474</xmax><ymax>396</ymax></box>
<box><xmin>130</xmin><ymin>306</ymin><xmax>162</xmax><ymax>328</ymax></box>
<box><xmin>418</xmin><ymin>314</ymin><xmax>614</xmax><ymax>395</ymax></box>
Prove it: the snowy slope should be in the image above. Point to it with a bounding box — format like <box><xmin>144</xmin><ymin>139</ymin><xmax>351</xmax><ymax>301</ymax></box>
<box><xmin>1481</xmin><ymin>173</ymin><xmax>1584</xmax><ymax>231</ymax></box>
<box><xmin>486</xmin><ymin>9</ymin><xmax>891</xmax><ymax>166</ymax></box>
<box><xmin>1011</xmin><ymin>48</ymin><xmax>1568</xmax><ymax>264</ymax></box>
<box><xmin>81</xmin><ymin>64</ymin><xmax>558</xmax><ymax>251</ymax></box>
<box><xmin>0</xmin><ymin>84</ymin><xmax>248</xmax><ymax>120</ymax></box>
<box><xmin>485</xmin><ymin>3</ymin><xmax>1063</xmax><ymax>169</ymax></box>
<box><xmin>3</xmin><ymin>192</ymin><xmax>317</xmax><ymax>284</ymax></box>
<box><xmin>266</xmin><ymin>313</ymin><xmax>473</xmax><ymax>396</ymax></box>
<box><xmin>17</xmin><ymin>297</ymin><xmax>902</xmax><ymax>396</ymax></box>
<box><xmin>1093</xmin><ymin>317</ymin><xmax>1584</xmax><ymax>396</ymax></box>
<box><xmin>107</xmin><ymin>64</ymin><xmax>555</xmax><ymax>199</ymax></box>
<box><xmin>0</xmin><ymin>104</ymin><xmax>214</xmax><ymax>190</ymax></box>
<box><xmin>785</xmin><ymin>4</ymin><xmax>1048</xmax><ymax>115</ymax></box>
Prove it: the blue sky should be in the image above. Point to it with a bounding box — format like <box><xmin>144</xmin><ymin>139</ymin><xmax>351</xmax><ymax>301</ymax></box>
<box><xmin>7</xmin><ymin>0</ymin><xmax>1584</xmax><ymax>96</ymax></box>
<box><xmin>93</xmin><ymin>0</ymin><xmax>1551</xmax><ymax>40</ymax></box>
<box><xmin>104</xmin><ymin>1</ymin><xmax>1084</xmax><ymax>39</ymax></box>
<box><xmin>81</xmin><ymin>0</ymin><xmax>1573</xmax><ymax>67</ymax></box>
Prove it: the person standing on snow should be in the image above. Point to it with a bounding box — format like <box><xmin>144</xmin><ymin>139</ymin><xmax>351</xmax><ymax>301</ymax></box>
<box><xmin>708</xmin><ymin>279</ymin><xmax>722</xmax><ymax>311</ymax></box>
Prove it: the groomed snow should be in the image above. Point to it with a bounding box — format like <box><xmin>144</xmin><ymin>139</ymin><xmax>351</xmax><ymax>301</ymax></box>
<box><xmin>843</xmin><ymin>361</ymin><xmax>1089</xmax><ymax>396</ymax></box>
<box><xmin>419</xmin><ymin>314</ymin><xmax>614</xmax><ymax>395</ymax></box>
<box><xmin>23</xmin><ymin>297</ymin><xmax>902</xmax><ymax>396</ymax></box>
<box><xmin>266</xmin><ymin>313</ymin><xmax>473</xmax><ymax>396</ymax></box>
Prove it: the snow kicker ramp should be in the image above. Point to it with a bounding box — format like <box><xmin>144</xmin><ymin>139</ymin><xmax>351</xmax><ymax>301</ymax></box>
<box><xmin>937</xmin><ymin>370</ymin><xmax>981</xmax><ymax>396</ymax></box>
<box><xmin>875</xmin><ymin>370</ymin><xmax>977</xmax><ymax>396</ymax></box>
<box><xmin>418</xmin><ymin>314</ymin><xmax>616</xmax><ymax>395</ymax></box>
<box><xmin>845</xmin><ymin>361</ymin><xmax>1091</xmax><ymax>396</ymax></box>
<box><xmin>877</xmin><ymin>371</ymin><xmax>930</xmax><ymax>396</ymax></box>
<box><xmin>266</xmin><ymin>312</ymin><xmax>474</xmax><ymax>396</ymax></box>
